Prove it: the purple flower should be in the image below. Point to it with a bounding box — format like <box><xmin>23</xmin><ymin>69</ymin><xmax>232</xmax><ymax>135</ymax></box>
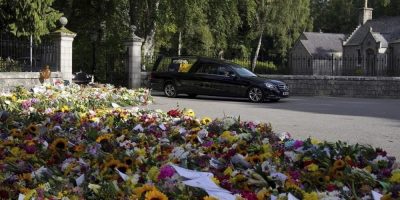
<box><xmin>25</xmin><ymin>145</ymin><xmax>37</xmax><ymax>154</ymax></box>
<box><xmin>21</xmin><ymin>100</ymin><xmax>32</xmax><ymax>110</ymax></box>
<box><xmin>158</xmin><ymin>165</ymin><xmax>175</xmax><ymax>180</ymax></box>
<box><xmin>202</xmin><ymin>141</ymin><xmax>213</xmax><ymax>147</ymax></box>
<box><xmin>293</xmin><ymin>140</ymin><xmax>304</xmax><ymax>149</ymax></box>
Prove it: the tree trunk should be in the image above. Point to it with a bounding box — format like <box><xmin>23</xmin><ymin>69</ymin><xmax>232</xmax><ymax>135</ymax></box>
<box><xmin>251</xmin><ymin>30</ymin><xmax>263</xmax><ymax>72</ymax></box>
<box><xmin>142</xmin><ymin>0</ymin><xmax>160</xmax><ymax>69</ymax></box>
<box><xmin>178</xmin><ymin>31</ymin><xmax>182</xmax><ymax>56</ymax></box>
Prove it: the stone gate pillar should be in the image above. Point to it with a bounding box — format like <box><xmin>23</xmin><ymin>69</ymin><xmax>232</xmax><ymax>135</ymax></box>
<box><xmin>125</xmin><ymin>25</ymin><xmax>144</xmax><ymax>89</ymax></box>
<box><xmin>51</xmin><ymin>17</ymin><xmax>76</xmax><ymax>83</ymax></box>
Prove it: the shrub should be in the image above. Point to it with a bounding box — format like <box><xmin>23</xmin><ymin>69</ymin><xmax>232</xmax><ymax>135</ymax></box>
<box><xmin>0</xmin><ymin>57</ymin><xmax>22</xmax><ymax>72</ymax></box>
<box><xmin>231</xmin><ymin>59</ymin><xmax>278</xmax><ymax>74</ymax></box>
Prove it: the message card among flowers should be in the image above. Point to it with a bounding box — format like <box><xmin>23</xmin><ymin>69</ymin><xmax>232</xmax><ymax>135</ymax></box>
<box><xmin>0</xmin><ymin>83</ymin><xmax>399</xmax><ymax>200</ymax></box>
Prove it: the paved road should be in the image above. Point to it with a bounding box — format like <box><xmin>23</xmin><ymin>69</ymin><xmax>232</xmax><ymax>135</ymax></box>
<box><xmin>143</xmin><ymin>93</ymin><xmax>400</xmax><ymax>158</ymax></box>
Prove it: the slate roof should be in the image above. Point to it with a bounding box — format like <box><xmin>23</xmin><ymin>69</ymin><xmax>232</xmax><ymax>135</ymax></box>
<box><xmin>372</xmin><ymin>33</ymin><xmax>388</xmax><ymax>48</ymax></box>
<box><xmin>344</xmin><ymin>16</ymin><xmax>400</xmax><ymax>46</ymax></box>
<box><xmin>299</xmin><ymin>32</ymin><xmax>346</xmax><ymax>57</ymax></box>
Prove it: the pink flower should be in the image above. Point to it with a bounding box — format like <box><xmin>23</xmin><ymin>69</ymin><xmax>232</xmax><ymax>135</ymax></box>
<box><xmin>158</xmin><ymin>165</ymin><xmax>175</xmax><ymax>180</ymax></box>
<box><xmin>240</xmin><ymin>191</ymin><xmax>258</xmax><ymax>200</ymax></box>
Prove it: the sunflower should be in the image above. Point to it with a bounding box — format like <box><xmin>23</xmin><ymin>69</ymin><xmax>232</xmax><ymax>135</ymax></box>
<box><xmin>96</xmin><ymin>134</ymin><xmax>113</xmax><ymax>143</ymax></box>
<box><xmin>134</xmin><ymin>184</ymin><xmax>157</xmax><ymax>198</ymax></box>
<box><xmin>334</xmin><ymin>170</ymin><xmax>344</xmax><ymax>179</ymax></box>
<box><xmin>200</xmin><ymin>117</ymin><xmax>212</xmax><ymax>125</ymax></box>
<box><xmin>236</xmin><ymin>141</ymin><xmax>248</xmax><ymax>155</ymax></box>
<box><xmin>50</xmin><ymin>138</ymin><xmax>68</xmax><ymax>151</ymax></box>
<box><xmin>105</xmin><ymin>159</ymin><xmax>121</xmax><ymax>170</ymax></box>
<box><xmin>117</xmin><ymin>163</ymin><xmax>129</xmax><ymax>174</ymax></box>
<box><xmin>26</xmin><ymin>124</ymin><xmax>39</xmax><ymax>136</ymax></box>
<box><xmin>10</xmin><ymin>128</ymin><xmax>22</xmax><ymax>138</ymax></box>
<box><xmin>333</xmin><ymin>159</ymin><xmax>345</xmax><ymax>170</ymax></box>
<box><xmin>144</xmin><ymin>189</ymin><xmax>168</xmax><ymax>200</ymax></box>
<box><xmin>124</xmin><ymin>157</ymin><xmax>134</xmax><ymax>166</ymax></box>
<box><xmin>203</xmin><ymin>196</ymin><xmax>218</xmax><ymax>200</ymax></box>
<box><xmin>246</xmin><ymin>155</ymin><xmax>262</xmax><ymax>165</ymax></box>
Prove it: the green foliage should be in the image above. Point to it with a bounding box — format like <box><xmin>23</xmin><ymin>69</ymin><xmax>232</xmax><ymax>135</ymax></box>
<box><xmin>0</xmin><ymin>57</ymin><xmax>22</xmax><ymax>72</ymax></box>
<box><xmin>0</xmin><ymin>0</ymin><xmax>62</xmax><ymax>41</ymax></box>
<box><xmin>232</xmin><ymin>59</ymin><xmax>278</xmax><ymax>74</ymax></box>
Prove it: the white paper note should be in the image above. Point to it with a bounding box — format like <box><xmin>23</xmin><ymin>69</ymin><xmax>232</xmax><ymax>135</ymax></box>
<box><xmin>18</xmin><ymin>194</ymin><xmax>25</xmax><ymax>200</ymax></box>
<box><xmin>76</xmin><ymin>174</ymin><xmax>85</xmax><ymax>186</ymax></box>
<box><xmin>372</xmin><ymin>191</ymin><xmax>383</xmax><ymax>200</ymax></box>
<box><xmin>133</xmin><ymin>124</ymin><xmax>144</xmax><ymax>132</ymax></box>
<box><xmin>116</xmin><ymin>169</ymin><xmax>129</xmax><ymax>181</ymax></box>
<box><xmin>205</xmin><ymin>190</ymin><xmax>236</xmax><ymax>200</ymax></box>
<box><xmin>170</xmin><ymin>164</ymin><xmax>213</xmax><ymax>179</ymax></box>
<box><xmin>288</xmin><ymin>193</ymin><xmax>299</xmax><ymax>200</ymax></box>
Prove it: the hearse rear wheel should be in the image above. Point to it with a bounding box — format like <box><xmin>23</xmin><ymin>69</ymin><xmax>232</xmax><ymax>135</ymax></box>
<box><xmin>164</xmin><ymin>83</ymin><xmax>177</xmax><ymax>98</ymax></box>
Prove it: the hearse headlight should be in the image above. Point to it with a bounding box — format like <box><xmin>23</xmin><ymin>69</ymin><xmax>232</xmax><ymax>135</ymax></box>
<box><xmin>264</xmin><ymin>83</ymin><xmax>276</xmax><ymax>89</ymax></box>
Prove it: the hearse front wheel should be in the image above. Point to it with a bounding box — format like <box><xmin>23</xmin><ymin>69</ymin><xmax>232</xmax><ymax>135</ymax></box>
<box><xmin>248</xmin><ymin>87</ymin><xmax>264</xmax><ymax>103</ymax></box>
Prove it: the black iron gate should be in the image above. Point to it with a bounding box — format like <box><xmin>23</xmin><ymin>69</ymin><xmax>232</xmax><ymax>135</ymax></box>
<box><xmin>0</xmin><ymin>33</ymin><xmax>57</xmax><ymax>72</ymax></box>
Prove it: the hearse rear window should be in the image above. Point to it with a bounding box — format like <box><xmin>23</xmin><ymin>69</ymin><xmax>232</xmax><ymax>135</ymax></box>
<box><xmin>156</xmin><ymin>57</ymin><xmax>197</xmax><ymax>72</ymax></box>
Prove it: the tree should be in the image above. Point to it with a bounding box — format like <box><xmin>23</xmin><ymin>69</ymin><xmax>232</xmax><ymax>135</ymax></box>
<box><xmin>250</xmin><ymin>0</ymin><xmax>272</xmax><ymax>72</ymax></box>
<box><xmin>0</xmin><ymin>0</ymin><xmax>62</xmax><ymax>41</ymax></box>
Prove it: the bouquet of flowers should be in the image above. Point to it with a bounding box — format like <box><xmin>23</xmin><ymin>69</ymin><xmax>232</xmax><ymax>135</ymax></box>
<box><xmin>0</xmin><ymin>87</ymin><xmax>399</xmax><ymax>200</ymax></box>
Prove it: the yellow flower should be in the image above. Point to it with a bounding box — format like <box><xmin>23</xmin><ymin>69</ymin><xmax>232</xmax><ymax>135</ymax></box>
<box><xmin>11</xmin><ymin>147</ymin><xmax>22</xmax><ymax>156</ymax></box>
<box><xmin>303</xmin><ymin>192</ymin><xmax>318</xmax><ymax>200</ymax></box>
<box><xmin>50</xmin><ymin>138</ymin><xmax>68</xmax><ymax>151</ymax></box>
<box><xmin>257</xmin><ymin>188</ymin><xmax>269</xmax><ymax>200</ymax></box>
<box><xmin>26</xmin><ymin>123</ymin><xmax>39</xmax><ymax>136</ymax></box>
<box><xmin>306</xmin><ymin>163</ymin><xmax>319</xmax><ymax>172</ymax></box>
<box><xmin>10</xmin><ymin>128</ymin><xmax>22</xmax><ymax>138</ymax></box>
<box><xmin>88</xmin><ymin>183</ymin><xmax>101</xmax><ymax>194</ymax></box>
<box><xmin>104</xmin><ymin>159</ymin><xmax>121</xmax><ymax>170</ymax></box>
<box><xmin>89</xmin><ymin>117</ymin><xmax>100</xmax><ymax>123</ymax></box>
<box><xmin>61</xmin><ymin>105</ymin><xmax>70</xmax><ymax>112</ymax></box>
<box><xmin>262</xmin><ymin>144</ymin><xmax>272</xmax><ymax>153</ymax></box>
<box><xmin>203</xmin><ymin>196</ymin><xmax>218</xmax><ymax>200</ymax></box>
<box><xmin>333</xmin><ymin>159</ymin><xmax>345</xmax><ymax>170</ymax></box>
<box><xmin>389</xmin><ymin>170</ymin><xmax>400</xmax><ymax>183</ymax></box>
<box><xmin>361</xmin><ymin>165</ymin><xmax>372</xmax><ymax>173</ymax></box>
<box><xmin>136</xmin><ymin>148</ymin><xmax>146</xmax><ymax>157</ymax></box>
<box><xmin>224</xmin><ymin>167</ymin><xmax>233</xmax><ymax>176</ymax></box>
<box><xmin>220</xmin><ymin>131</ymin><xmax>236</xmax><ymax>143</ymax></box>
<box><xmin>211</xmin><ymin>177</ymin><xmax>220</xmax><ymax>185</ymax></box>
<box><xmin>200</xmin><ymin>117</ymin><xmax>212</xmax><ymax>125</ymax></box>
<box><xmin>148</xmin><ymin>167</ymin><xmax>160</xmax><ymax>182</ymax></box>
<box><xmin>310</xmin><ymin>138</ymin><xmax>321</xmax><ymax>145</ymax></box>
<box><xmin>183</xmin><ymin>109</ymin><xmax>195</xmax><ymax>118</ymax></box>
<box><xmin>134</xmin><ymin>184</ymin><xmax>156</xmax><ymax>198</ymax></box>
<box><xmin>144</xmin><ymin>189</ymin><xmax>168</xmax><ymax>200</ymax></box>
<box><xmin>117</xmin><ymin>163</ymin><xmax>130</xmax><ymax>174</ymax></box>
<box><xmin>246</xmin><ymin>155</ymin><xmax>262</xmax><ymax>165</ymax></box>
<box><xmin>96</xmin><ymin>134</ymin><xmax>113</xmax><ymax>143</ymax></box>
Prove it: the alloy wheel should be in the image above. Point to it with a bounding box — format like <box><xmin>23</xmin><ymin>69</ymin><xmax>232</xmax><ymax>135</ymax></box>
<box><xmin>164</xmin><ymin>83</ymin><xmax>177</xmax><ymax>97</ymax></box>
<box><xmin>248</xmin><ymin>87</ymin><xmax>263</xmax><ymax>102</ymax></box>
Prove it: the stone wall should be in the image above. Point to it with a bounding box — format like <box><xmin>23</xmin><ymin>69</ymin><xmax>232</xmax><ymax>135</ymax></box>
<box><xmin>0</xmin><ymin>72</ymin><xmax>63</xmax><ymax>90</ymax></box>
<box><xmin>261</xmin><ymin>75</ymin><xmax>400</xmax><ymax>98</ymax></box>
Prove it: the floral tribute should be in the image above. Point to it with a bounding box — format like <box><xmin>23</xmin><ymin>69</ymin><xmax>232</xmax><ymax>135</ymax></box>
<box><xmin>0</xmin><ymin>85</ymin><xmax>399</xmax><ymax>200</ymax></box>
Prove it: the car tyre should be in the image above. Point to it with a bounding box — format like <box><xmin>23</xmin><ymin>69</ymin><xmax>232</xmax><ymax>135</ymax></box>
<box><xmin>270</xmin><ymin>98</ymin><xmax>280</xmax><ymax>102</ymax></box>
<box><xmin>248</xmin><ymin>87</ymin><xmax>264</xmax><ymax>103</ymax></box>
<box><xmin>164</xmin><ymin>82</ymin><xmax>177</xmax><ymax>97</ymax></box>
<box><xmin>187</xmin><ymin>93</ymin><xmax>197</xmax><ymax>98</ymax></box>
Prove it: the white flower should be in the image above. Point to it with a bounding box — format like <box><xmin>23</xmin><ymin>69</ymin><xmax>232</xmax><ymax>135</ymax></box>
<box><xmin>88</xmin><ymin>183</ymin><xmax>101</xmax><ymax>194</ymax></box>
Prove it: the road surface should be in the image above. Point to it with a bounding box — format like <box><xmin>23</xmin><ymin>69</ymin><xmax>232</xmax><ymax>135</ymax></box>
<box><xmin>142</xmin><ymin>93</ymin><xmax>400</xmax><ymax>158</ymax></box>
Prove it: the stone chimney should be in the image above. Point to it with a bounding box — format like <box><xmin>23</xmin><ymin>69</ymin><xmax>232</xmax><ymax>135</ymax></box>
<box><xmin>359</xmin><ymin>0</ymin><xmax>373</xmax><ymax>24</ymax></box>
